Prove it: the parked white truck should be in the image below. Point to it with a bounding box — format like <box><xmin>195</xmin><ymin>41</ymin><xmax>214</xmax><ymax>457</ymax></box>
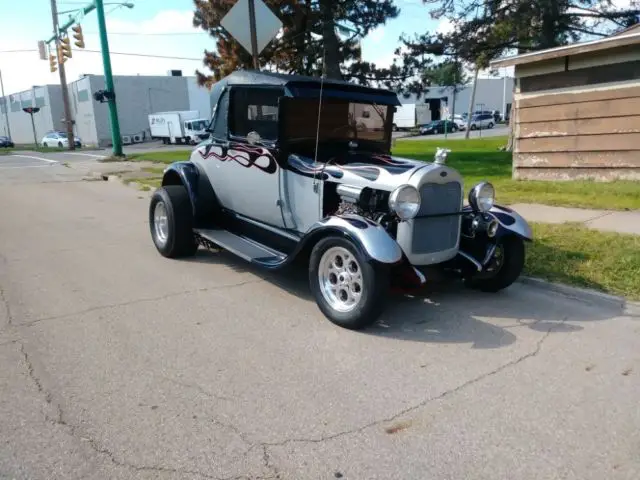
<box><xmin>148</xmin><ymin>110</ymin><xmax>210</xmax><ymax>145</ymax></box>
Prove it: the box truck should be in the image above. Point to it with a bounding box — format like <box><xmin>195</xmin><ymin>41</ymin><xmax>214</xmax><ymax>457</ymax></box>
<box><xmin>148</xmin><ymin>110</ymin><xmax>210</xmax><ymax>145</ymax></box>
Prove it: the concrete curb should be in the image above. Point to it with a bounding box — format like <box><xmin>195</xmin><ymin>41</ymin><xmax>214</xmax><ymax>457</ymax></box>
<box><xmin>518</xmin><ymin>276</ymin><xmax>629</xmax><ymax>310</ymax></box>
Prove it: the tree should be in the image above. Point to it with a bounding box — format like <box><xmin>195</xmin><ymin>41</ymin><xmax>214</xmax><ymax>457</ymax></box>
<box><xmin>192</xmin><ymin>0</ymin><xmax>407</xmax><ymax>86</ymax></box>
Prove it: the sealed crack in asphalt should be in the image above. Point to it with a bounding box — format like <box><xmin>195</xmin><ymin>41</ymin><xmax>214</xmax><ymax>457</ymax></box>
<box><xmin>18</xmin><ymin>341</ymin><xmax>260</xmax><ymax>480</ymax></box>
<box><xmin>18</xmin><ymin>279</ymin><xmax>263</xmax><ymax>328</ymax></box>
<box><xmin>258</xmin><ymin>320</ymin><xmax>562</xmax><ymax>451</ymax></box>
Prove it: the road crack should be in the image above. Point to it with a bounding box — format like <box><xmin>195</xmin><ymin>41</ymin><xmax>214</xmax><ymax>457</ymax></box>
<box><xmin>19</xmin><ymin>279</ymin><xmax>263</xmax><ymax>328</ymax></box>
<box><xmin>18</xmin><ymin>341</ymin><xmax>258</xmax><ymax>479</ymax></box>
<box><xmin>260</xmin><ymin>323</ymin><xmax>560</xmax><ymax>450</ymax></box>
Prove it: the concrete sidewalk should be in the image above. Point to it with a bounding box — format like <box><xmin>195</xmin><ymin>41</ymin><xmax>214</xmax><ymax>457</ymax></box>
<box><xmin>508</xmin><ymin>203</ymin><xmax>640</xmax><ymax>236</ymax></box>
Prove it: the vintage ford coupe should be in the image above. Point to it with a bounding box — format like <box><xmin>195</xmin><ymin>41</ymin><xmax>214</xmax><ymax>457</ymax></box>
<box><xmin>149</xmin><ymin>71</ymin><xmax>532</xmax><ymax>330</ymax></box>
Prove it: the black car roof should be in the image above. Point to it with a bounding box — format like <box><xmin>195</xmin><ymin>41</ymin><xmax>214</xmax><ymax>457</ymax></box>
<box><xmin>210</xmin><ymin>69</ymin><xmax>401</xmax><ymax>110</ymax></box>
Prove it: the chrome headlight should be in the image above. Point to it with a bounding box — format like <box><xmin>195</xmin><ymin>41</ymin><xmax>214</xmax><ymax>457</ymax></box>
<box><xmin>389</xmin><ymin>185</ymin><xmax>421</xmax><ymax>220</ymax></box>
<box><xmin>469</xmin><ymin>182</ymin><xmax>495</xmax><ymax>212</ymax></box>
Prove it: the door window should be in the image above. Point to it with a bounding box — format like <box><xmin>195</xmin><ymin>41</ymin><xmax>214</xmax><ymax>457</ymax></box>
<box><xmin>230</xmin><ymin>87</ymin><xmax>282</xmax><ymax>141</ymax></box>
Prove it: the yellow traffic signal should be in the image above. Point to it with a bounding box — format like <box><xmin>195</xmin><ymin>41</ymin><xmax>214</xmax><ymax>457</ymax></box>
<box><xmin>72</xmin><ymin>24</ymin><xmax>85</xmax><ymax>49</ymax></box>
<box><xmin>49</xmin><ymin>54</ymin><xmax>58</xmax><ymax>72</ymax></box>
<box><xmin>59</xmin><ymin>36</ymin><xmax>72</xmax><ymax>61</ymax></box>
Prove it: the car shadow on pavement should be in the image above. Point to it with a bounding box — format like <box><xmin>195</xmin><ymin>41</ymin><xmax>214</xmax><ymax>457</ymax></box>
<box><xmin>185</xmin><ymin>248</ymin><xmax>623</xmax><ymax>349</ymax></box>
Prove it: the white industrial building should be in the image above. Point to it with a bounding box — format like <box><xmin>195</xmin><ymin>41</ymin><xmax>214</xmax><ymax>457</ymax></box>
<box><xmin>0</xmin><ymin>71</ymin><xmax>213</xmax><ymax>147</ymax></box>
<box><xmin>399</xmin><ymin>76</ymin><xmax>515</xmax><ymax>121</ymax></box>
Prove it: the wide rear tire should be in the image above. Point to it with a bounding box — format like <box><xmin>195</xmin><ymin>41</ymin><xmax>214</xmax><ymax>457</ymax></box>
<box><xmin>309</xmin><ymin>236</ymin><xmax>389</xmax><ymax>330</ymax></box>
<box><xmin>149</xmin><ymin>185</ymin><xmax>198</xmax><ymax>258</ymax></box>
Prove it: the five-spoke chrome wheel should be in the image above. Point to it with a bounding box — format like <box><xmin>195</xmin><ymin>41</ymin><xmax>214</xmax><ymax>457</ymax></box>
<box><xmin>153</xmin><ymin>201</ymin><xmax>169</xmax><ymax>247</ymax></box>
<box><xmin>318</xmin><ymin>246</ymin><xmax>364</xmax><ymax>313</ymax></box>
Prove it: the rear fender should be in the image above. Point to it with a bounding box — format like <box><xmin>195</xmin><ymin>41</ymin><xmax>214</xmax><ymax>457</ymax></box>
<box><xmin>161</xmin><ymin>161</ymin><xmax>217</xmax><ymax>220</ymax></box>
<box><xmin>299</xmin><ymin>215</ymin><xmax>403</xmax><ymax>265</ymax></box>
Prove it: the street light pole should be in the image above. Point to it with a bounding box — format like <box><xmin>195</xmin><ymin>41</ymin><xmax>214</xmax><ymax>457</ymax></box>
<box><xmin>49</xmin><ymin>0</ymin><xmax>76</xmax><ymax>150</ymax></box>
<box><xmin>0</xmin><ymin>69</ymin><xmax>11</xmax><ymax>139</ymax></box>
<box><xmin>95</xmin><ymin>0</ymin><xmax>123</xmax><ymax>156</ymax></box>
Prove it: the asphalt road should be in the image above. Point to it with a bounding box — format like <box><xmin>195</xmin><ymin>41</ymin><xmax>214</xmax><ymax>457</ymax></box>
<box><xmin>1</xmin><ymin>151</ymin><xmax>639</xmax><ymax>479</ymax></box>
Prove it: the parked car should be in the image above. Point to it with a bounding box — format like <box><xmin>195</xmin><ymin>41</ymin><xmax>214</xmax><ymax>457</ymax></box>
<box><xmin>450</xmin><ymin>115</ymin><xmax>467</xmax><ymax>130</ymax></box>
<box><xmin>419</xmin><ymin>120</ymin><xmax>458</xmax><ymax>135</ymax></box>
<box><xmin>41</xmin><ymin>131</ymin><xmax>82</xmax><ymax>148</ymax></box>
<box><xmin>148</xmin><ymin>70</ymin><xmax>532</xmax><ymax>330</ymax></box>
<box><xmin>468</xmin><ymin>113</ymin><xmax>495</xmax><ymax>130</ymax></box>
<box><xmin>0</xmin><ymin>136</ymin><xmax>14</xmax><ymax>148</ymax></box>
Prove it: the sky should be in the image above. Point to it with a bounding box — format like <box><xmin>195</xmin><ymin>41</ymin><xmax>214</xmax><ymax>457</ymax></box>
<box><xmin>0</xmin><ymin>0</ymin><xmax>496</xmax><ymax>95</ymax></box>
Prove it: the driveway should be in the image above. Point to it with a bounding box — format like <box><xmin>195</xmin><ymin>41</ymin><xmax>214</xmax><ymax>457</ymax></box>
<box><xmin>0</xmin><ymin>161</ymin><xmax>638</xmax><ymax>479</ymax></box>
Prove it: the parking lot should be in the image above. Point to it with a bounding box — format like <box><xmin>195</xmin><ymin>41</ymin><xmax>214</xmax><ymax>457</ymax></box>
<box><xmin>1</xmin><ymin>151</ymin><xmax>639</xmax><ymax>479</ymax></box>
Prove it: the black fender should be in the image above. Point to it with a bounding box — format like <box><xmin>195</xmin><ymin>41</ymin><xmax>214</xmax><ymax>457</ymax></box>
<box><xmin>462</xmin><ymin>204</ymin><xmax>533</xmax><ymax>241</ymax></box>
<box><xmin>161</xmin><ymin>161</ymin><xmax>218</xmax><ymax>222</ymax></box>
<box><xmin>292</xmin><ymin>215</ymin><xmax>404</xmax><ymax>265</ymax></box>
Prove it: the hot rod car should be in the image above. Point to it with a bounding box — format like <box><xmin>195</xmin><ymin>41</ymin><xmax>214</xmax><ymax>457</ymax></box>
<box><xmin>149</xmin><ymin>71</ymin><xmax>532</xmax><ymax>330</ymax></box>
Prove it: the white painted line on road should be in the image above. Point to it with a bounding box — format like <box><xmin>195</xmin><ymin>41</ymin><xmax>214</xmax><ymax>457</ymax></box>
<box><xmin>62</xmin><ymin>152</ymin><xmax>106</xmax><ymax>159</ymax></box>
<box><xmin>9</xmin><ymin>154</ymin><xmax>59</xmax><ymax>164</ymax></box>
<box><xmin>0</xmin><ymin>164</ymin><xmax>55</xmax><ymax>169</ymax></box>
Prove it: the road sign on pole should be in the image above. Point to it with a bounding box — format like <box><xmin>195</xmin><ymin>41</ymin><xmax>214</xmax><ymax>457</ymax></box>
<box><xmin>220</xmin><ymin>0</ymin><xmax>282</xmax><ymax>69</ymax></box>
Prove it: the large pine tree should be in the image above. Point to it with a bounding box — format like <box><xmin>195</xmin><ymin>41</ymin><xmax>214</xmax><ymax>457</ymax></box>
<box><xmin>192</xmin><ymin>0</ymin><xmax>405</xmax><ymax>86</ymax></box>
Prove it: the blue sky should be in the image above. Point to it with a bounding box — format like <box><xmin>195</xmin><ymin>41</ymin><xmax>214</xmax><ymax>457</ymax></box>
<box><xmin>0</xmin><ymin>0</ymin><xmax>446</xmax><ymax>94</ymax></box>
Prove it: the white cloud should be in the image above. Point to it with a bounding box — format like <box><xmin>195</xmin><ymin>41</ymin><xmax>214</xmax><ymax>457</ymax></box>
<box><xmin>367</xmin><ymin>26</ymin><xmax>385</xmax><ymax>44</ymax></box>
<box><xmin>0</xmin><ymin>10</ymin><xmax>210</xmax><ymax>95</ymax></box>
<box><xmin>435</xmin><ymin>18</ymin><xmax>455</xmax><ymax>35</ymax></box>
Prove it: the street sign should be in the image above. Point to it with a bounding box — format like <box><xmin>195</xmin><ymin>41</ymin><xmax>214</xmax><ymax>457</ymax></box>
<box><xmin>38</xmin><ymin>41</ymin><xmax>47</xmax><ymax>60</ymax></box>
<box><xmin>220</xmin><ymin>0</ymin><xmax>282</xmax><ymax>57</ymax></box>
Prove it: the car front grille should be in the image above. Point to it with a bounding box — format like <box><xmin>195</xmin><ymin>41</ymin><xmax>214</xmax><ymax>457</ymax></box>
<box><xmin>411</xmin><ymin>182</ymin><xmax>462</xmax><ymax>254</ymax></box>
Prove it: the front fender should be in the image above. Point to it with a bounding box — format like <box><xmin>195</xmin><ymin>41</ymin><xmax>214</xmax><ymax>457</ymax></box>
<box><xmin>462</xmin><ymin>204</ymin><xmax>533</xmax><ymax>241</ymax></box>
<box><xmin>303</xmin><ymin>215</ymin><xmax>403</xmax><ymax>264</ymax></box>
<box><xmin>489</xmin><ymin>205</ymin><xmax>533</xmax><ymax>241</ymax></box>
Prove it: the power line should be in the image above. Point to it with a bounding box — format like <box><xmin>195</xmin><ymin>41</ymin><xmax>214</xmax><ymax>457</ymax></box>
<box><xmin>0</xmin><ymin>49</ymin><xmax>201</xmax><ymax>61</ymax></box>
<box><xmin>83</xmin><ymin>31</ymin><xmax>207</xmax><ymax>36</ymax></box>
<box><xmin>79</xmin><ymin>49</ymin><xmax>202</xmax><ymax>60</ymax></box>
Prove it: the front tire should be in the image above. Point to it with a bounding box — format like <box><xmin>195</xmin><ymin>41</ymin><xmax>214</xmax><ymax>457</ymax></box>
<box><xmin>149</xmin><ymin>185</ymin><xmax>198</xmax><ymax>258</ymax></box>
<box><xmin>58</xmin><ymin>141</ymin><xmax>63</xmax><ymax>148</ymax></box>
<box><xmin>309</xmin><ymin>236</ymin><xmax>389</xmax><ymax>330</ymax></box>
<box><xmin>465</xmin><ymin>236</ymin><xmax>525</xmax><ymax>292</ymax></box>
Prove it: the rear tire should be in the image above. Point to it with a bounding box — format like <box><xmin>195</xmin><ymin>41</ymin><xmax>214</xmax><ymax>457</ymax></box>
<box><xmin>465</xmin><ymin>236</ymin><xmax>525</xmax><ymax>293</ymax></box>
<box><xmin>488</xmin><ymin>122</ymin><xmax>494</xmax><ymax>129</ymax></box>
<box><xmin>43</xmin><ymin>142</ymin><xmax>48</xmax><ymax>148</ymax></box>
<box><xmin>58</xmin><ymin>141</ymin><xmax>63</xmax><ymax>148</ymax></box>
<box><xmin>149</xmin><ymin>185</ymin><xmax>198</xmax><ymax>258</ymax></box>
<box><xmin>309</xmin><ymin>236</ymin><xmax>389</xmax><ymax>330</ymax></box>
<box><xmin>470</xmin><ymin>124</ymin><xmax>477</xmax><ymax>130</ymax></box>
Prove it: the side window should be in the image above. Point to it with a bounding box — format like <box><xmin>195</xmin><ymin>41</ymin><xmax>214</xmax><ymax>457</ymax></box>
<box><xmin>230</xmin><ymin>87</ymin><xmax>281</xmax><ymax>141</ymax></box>
<box><xmin>185</xmin><ymin>122</ymin><xmax>191</xmax><ymax>130</ymax></box>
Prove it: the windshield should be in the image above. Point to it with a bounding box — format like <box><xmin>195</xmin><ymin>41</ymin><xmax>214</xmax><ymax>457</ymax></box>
<box><xmin>283</xmin><ymin>98</ymin><xmax>390</xmax><ymax>144</ymax></box>
<box><xmin>190</xmin><ymin>120</ymin><xmax>207</xmax><ymax>130</ymax></box>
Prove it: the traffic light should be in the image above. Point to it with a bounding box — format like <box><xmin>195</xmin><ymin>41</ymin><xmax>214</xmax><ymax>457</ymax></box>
<box><xmin>59</xmin><ymin>36</ymin><xmax>72</xmax><ymax>61</ymax></box>
<box><xmin>72</xmin><ymin>24</ymin><xmax>85</xmax><ymax>49</ymax></box>
<box><xmin>49</xmin><ymin>53</ymin><xmax>58</xmax><ymax>72</ymax></box>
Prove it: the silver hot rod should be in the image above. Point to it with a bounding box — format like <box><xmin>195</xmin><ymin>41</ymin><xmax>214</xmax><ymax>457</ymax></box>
<box><xmin>149</xmin><ymin>70</ymin><xmax>532</xmax><ymax>330</ymax></box>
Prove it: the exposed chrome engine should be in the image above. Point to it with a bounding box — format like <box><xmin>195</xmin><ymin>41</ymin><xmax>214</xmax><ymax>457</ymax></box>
<box><xmin>336</xmin><ymin>184</ymin><xmax>398</xmax><ymax>236</ymax></box>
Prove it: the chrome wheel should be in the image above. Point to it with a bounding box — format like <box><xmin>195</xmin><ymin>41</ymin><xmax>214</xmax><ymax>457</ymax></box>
<box><xmin>153</xmin><ymin>201</ymin><xmax>169</xmax><ymax>246</ymax></box>
<box><xmin>318</xmin><ymin>246</ymin><xmax>363</xmax><ymax>313</ymax></box>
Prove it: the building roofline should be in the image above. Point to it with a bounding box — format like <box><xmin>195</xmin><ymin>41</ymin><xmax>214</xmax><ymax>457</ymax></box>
<box><xmin>490</xmin><ymin>31</ymin><xmax>640</xmax><ymax>68</ymax></box>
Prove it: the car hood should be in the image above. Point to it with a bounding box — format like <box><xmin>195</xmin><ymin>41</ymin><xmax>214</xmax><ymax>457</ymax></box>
<box><xmin>288</xmin><ymin>152</ymin><xmax>458</xmax><ymax>191</ymax></box>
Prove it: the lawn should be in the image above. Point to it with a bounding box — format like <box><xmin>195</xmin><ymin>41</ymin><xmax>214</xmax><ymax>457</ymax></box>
<box><xmin>392</xmin><ymin>136</ymin><xmax>640</xmax><ymax>211</ymax></box>
<box><xmin>126</xmin><ymin>150</ymin><xmax>191</xmax><ymax>164</ymax></box>
<box><xmin>525</xmin><ymin>222</ymin><xmax>640</xmax><ymax>300</ymax></box>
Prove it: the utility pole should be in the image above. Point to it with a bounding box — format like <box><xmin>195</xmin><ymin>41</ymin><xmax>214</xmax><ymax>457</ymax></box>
<box><xmin>0</xmin><ymin>69</ymin><xmax>11</xmax><ymax>139</ymax></box>
<box><xmin>95</xmin><ymin>0</ymin><xmax>123</xmax><ymax>156</ymax></box>
<box><xmin>248</xmin><ymin>0</ymin><xmax>259</xmax><ymax>69</ymax></box>
<box><xmin>465</xmin><ymin>67</ymin><xmax>479</xmax><ymax>140</ymax></box>
<box><xmin>49</xmin><ymin>0</ymin><xmax>76</xmax><ymax>150</ymax></box>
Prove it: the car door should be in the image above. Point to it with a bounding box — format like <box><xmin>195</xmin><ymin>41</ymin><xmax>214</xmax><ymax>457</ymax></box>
<box><xmin>198</xmin><ymin>86</ymin><xmax>285</xmax><ymax>228</ymax></box>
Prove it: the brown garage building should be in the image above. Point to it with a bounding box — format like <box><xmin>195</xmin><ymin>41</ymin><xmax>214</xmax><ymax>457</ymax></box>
<box><xmin>491</xmin><ymin>26</ymin><xmax>640</xmax><ymax>181</ymax></box>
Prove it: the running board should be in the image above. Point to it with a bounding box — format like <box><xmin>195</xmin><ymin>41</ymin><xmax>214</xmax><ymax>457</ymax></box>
<box><xmin>194</xmin><ymin>228</ymin><xmax>287</xmax><ymax>267</ymax></box>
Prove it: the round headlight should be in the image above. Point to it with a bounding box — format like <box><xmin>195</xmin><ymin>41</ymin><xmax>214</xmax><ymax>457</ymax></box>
<box><xmin>469</xmin><ymin>182</ymin><xmax>495</xmax><ymax>212</ymax></box>
<box><xmin>389</xmin><ymin>185</ymin><xmax>421</xmax><ymax>220</ymax></box>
